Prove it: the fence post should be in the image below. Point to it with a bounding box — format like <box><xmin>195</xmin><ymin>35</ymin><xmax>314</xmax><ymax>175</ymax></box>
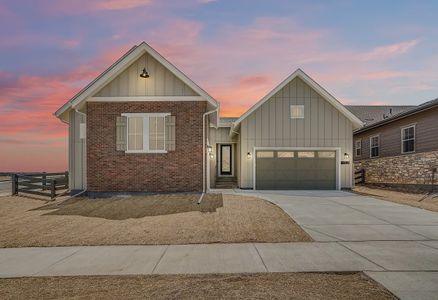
<box><xmin>51</xmin><ymin>179</ymin><xmax>56</xmax><ymax>200</ymax></box>
<box><xmin>65</xmin><ymin>171</ymin><xmax>69</xmax><ymax>189</ymax></box>
<box><xmin>12</xmin><ymin>174</ymin><xmax>18</xmax><ymax>195</ymax></box>
<box><xmin>42</xmin><ymin>172</ymin><xmax>47</xmax><ymax>190</ymax></box>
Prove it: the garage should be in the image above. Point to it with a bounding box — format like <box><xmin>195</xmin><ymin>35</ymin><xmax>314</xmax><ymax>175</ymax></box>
<box><xmin>255</xmin><ymin>150</ymin><xmax>337</xmax><ymax>190</ymax></box>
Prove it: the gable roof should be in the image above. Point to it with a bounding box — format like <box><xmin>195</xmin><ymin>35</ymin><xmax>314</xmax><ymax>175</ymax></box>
<box><xmin>346</xmin><ymin>105</ymin><xmax>416</xmax><ymax>126</ymax></box>
<box><xmin>354</xmin><ymin>98</ymin><xmax>438</xmax><ymax>134</ymax></box>
<box><xmin>233</xmin><ymin>69</ymin><xmax>363</xmax><ymax>129</ymax></box>
<box><xmin>54</xmin><ymin>42</ymin><xmax>218</xmax><ymax>120</ymax></box>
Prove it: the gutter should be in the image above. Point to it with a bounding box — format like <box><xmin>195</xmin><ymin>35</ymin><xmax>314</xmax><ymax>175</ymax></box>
<box><xmin>200</xmin><ymin>107</ymin><xmax>218</xmax><ymax>204</ymax></box>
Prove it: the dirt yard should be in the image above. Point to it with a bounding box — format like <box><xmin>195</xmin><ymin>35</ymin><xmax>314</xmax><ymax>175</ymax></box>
<box><xmin>354</xmin><ymin>185</ymin><xmax>438</xmax><ymax>212</ymax></box>
<box><xmin>0</xmin><ymin>272</ymin><xmax>395</xmax><ymax>300</ymax></box>
<box><xmin>0</xmin><ymin>193</ymin><xmax>311</xmax><ymax>247</ymax></box>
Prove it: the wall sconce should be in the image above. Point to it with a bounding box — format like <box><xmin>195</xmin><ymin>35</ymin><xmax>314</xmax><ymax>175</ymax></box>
<box><xmin>207</xmin><ymin>145</ymin><xmax>212</xmax><ymax>153</ymax></box>
<box><xmin>209</xmin><ymin>153</ymin><xmax>214</xmax><ymax>159</ymax></box>
<box><xmin>344</xmin><ymin>153</ymin><xmax>349</xmax><ymax>160</ymax></box>
<box><xmin>247</xmin><ymin>152</ymin><xmax>252</xmax><ymax>159</ymax></box>
<box><xmin>139</xmin><ymin>68</ymin><xmax>149</xmax><ymax>78</ymax></box>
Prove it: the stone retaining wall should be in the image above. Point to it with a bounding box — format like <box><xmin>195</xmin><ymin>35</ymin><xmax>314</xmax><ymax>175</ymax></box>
<box><xmin>354</xmin><ymin>150</ymin><xmax>438</xmax><ymax>185</ymax></box>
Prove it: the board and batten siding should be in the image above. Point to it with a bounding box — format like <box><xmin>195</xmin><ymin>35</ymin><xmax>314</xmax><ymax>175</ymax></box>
<box><xmin>69</xmin><ymin>110</ymin><xmax>86</xmax><ymax>191</ymax></box>
<box><xmin>93</xmin><ymin>53</ymin><xmax>197</xmax><ymax>97</ymax></box>
<box><xmin>209</xmin><ymin>127</ymin><xmax>238</xmax><ymax>187</ymax></box>
<box><xmin>239</xmin><ymin>77</ymin><xmax>354</xmax><ymax>189</ymax></box>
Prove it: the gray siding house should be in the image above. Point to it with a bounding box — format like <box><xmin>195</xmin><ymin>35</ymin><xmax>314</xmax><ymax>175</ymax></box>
<box><xmin>55</xmin><ymin>42</ymin><xmax>362</xmax><ymax>195</ymax></box>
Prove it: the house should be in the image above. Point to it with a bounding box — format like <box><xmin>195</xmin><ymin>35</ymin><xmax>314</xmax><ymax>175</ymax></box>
<box><xmin>55</xmin><ymin>42</ymin><xmax>363</xmax><ymax>196</ymax></box>
<box><xmin>350</xmin><ymin>99</ymin><xmax>438</xmax><ymax>190</ymax></box>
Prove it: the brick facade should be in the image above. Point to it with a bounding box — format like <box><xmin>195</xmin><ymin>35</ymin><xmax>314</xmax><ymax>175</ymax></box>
<box><xmin>354</xmin><ymin>150</ymin><xmax>438</xmax><ymax>186</ymax></box>
<box><xmin>86</xmin><ymin>101</ymin><xmax>207</xmax><ymax>193</ymax></box>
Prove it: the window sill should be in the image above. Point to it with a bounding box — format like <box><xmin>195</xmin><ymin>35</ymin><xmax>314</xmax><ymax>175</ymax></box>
<box><xmin>125</xmin><ymin>150</ymin><xmax>168</xmax><ymax>154</ymax></box>
<box><xmin>401</xmin><ymin>151</ymin><xmax>415</xmax><ymax>155</ymax></box>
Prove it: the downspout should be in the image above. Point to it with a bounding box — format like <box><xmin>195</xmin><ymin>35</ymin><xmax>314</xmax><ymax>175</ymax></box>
<box><xmin>199</xmin><ymin>107</ymin><xmax>218</xmax><ymax>204</ymax></box>
<box><xmin>74</xmin><ymin>108</ymin><xmax>87</xmax><ymax>196</ymax></box>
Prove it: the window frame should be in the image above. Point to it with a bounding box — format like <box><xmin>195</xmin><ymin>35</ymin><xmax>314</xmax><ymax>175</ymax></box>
<box><xmin>355</xmin><ymin>139</ymin><xmax>362</xmax><ymax>157</ymax></box>
<box><xmin>290</xmin><ymin>105</ymin><xmax>304</xmax><ymax>119</ymax></box>
<box><xmin>401</xmin><ymin>124</ymin><xmax>416</xmax><ymax>154</ymax></box>
<box><xmin>122</xmin><ymin>113</ymin><xmax>170</xmax><ymax>153</ymax></box>
<box><xmin>369</xmin><ymin>135</ymin><xmax>380</xmax><ymax>158</ymax></box>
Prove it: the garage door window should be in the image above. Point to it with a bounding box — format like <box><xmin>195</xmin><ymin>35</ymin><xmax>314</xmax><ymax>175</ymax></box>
<box><xmin>318</xmin><ymin>151</ymin><xmax>335</xmax><ymax>158</ymax></box>
<box><xmin>257</xmin><ymin>151</ymin><xmax>274</xmax><ymax>158</ymax></box>
<box><xmin>298</xmin><ymin>151</ymin><xmax>315</xmax><ymax>158</ymax></box>
<box><xmin>277</xmin><ymin>151</ymin><xmax>294</xmax><ymax>158</ymax></box>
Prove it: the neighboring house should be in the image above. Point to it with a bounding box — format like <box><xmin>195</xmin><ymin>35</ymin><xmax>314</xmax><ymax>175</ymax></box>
<box><xmin>55</xmin><ymin>42</ymin><xmax>363</xmax><ymax>196</ymax></box>
<box><xmin>350</xmin><ymin>99</ymin><xmax>438</xmax><ymax>188</ymax></box>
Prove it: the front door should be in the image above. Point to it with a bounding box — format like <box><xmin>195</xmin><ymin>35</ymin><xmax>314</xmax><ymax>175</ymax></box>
<box><xmin>220</xmin><ymin>144</ymin><xmax>232</xmax><ymax>175</ymax></box>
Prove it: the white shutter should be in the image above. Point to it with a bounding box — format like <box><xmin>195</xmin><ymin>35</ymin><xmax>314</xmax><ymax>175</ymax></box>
<box><xmin>116</xmin><ymin>116</ymin><xmax>127</xmax><ymax>151</ymax></box>
<box><xmin>165</xmin><ymin>115</ymin><xmax>176</xmax><ymax>151</ymax></box>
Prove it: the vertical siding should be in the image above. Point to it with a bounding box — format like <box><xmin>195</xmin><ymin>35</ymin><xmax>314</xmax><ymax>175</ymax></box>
<box><xmin>94</xmin><ymin>53</ymin><xmax>198</xmax><ymax>97</ymax></box>
<box><xmin>69</xmin><ymin>110</ymin><xmax>87</xmax><ymax>190</ymax></box>
<box><xmin>208</xmin><ymin>126</ymin><xmax>238</xmax><ymax>187</ymax></box>
<box><xmin>239</xmin><ymin>77</ymin><xmax>354</xmax><ymax>189</ymax></box>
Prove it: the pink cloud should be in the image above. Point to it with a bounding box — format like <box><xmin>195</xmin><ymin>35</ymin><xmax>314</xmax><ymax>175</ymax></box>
<box><xmin>93</xmin><ymin>0</ymin><xmax>153</xmax><ymax>11</ymax></box>
<box><xmin>363</xmin><ymin>39</ymin><xmax>419</xmax><ymax>61</ymax></box>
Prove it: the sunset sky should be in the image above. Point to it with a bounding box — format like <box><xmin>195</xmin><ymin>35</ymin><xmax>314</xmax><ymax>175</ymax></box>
<box><xmin>1</xmin><ymin>0</ymin><xmax>438</xmax><ymax>171</ymax></box>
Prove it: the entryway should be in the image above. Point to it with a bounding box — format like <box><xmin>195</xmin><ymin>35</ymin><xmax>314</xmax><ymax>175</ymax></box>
<box><xmin>219</xmin><ymin>144</ymin><xmax>232</xmax><ymax>176</ymax></box>
<box><xmin>215</xmin><ymin>144</ymin><xmax>237</xmax><ymax>188</ymax></box>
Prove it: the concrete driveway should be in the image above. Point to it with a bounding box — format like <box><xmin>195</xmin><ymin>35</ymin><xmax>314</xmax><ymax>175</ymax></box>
<box><xmin>234</xmin><ymin>190</ymin><xmax>438</xmax><ymax>300</ymax></box>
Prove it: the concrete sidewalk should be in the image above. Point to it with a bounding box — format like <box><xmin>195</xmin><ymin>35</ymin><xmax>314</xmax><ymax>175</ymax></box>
<box><xmin>1</xmin><ymin>242</ymin><xmax>438</xmax><ymax>299</ymax></box>
<box><xmin>1</xmin><ymin>241</ymin><xmax>438</xmax><ymax>278</ymax></box>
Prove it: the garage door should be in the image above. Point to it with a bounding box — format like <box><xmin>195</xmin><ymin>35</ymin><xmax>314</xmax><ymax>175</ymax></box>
<box><xmin>255</xmin><ymin>150</ymin><xmax>337</xmax><ymax>190</ymax></box>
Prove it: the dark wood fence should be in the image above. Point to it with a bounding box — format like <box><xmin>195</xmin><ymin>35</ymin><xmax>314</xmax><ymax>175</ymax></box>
<box><xmin>11</xmin><ymin>172</ymin><xmax>69</xmax><ymax>200</ymax></box>
<box><xmin>354</xmin><ymin>169</ymin><xmax>365</xmax><ymax>185</ymax></box>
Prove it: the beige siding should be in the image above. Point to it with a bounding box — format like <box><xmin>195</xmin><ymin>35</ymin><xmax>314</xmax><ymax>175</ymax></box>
<box><xmin>94</xmin><ymin>53</ymin><xmax>198</xmax><ymax>97</ymax></box>
<box><xmin>208</xmin><ymin>127</ymin><xmax>237</xmax><ymax>187</ymax></box>
<box><xmin>239</xmin><ymin>77</ymin><xmax>354</xmax><ymax>189</ymax></box>
<box><xmin>69</xmin><ymin>110</ymin><xmax>87</xmax><ymax>190</ymax></box>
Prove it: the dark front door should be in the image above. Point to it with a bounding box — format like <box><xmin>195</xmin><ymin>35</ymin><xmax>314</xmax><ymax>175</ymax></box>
<box><xmin>220</xmin><ymin>145</ymin><xmax>232</xmax><ymax>175</ymax></box>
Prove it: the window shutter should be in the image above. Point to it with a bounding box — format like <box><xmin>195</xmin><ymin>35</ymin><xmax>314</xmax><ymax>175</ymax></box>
<box><xmin>165</xmin><ymin>115</ymin><xmax>176</xmax><ymax>151</ymax></box>
<box><xmin>116</xmin><ymin>116</ymin><xmax>127</xmax><ymax>151</ymax></box>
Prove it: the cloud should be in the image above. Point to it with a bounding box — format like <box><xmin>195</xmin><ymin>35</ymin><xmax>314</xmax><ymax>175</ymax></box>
<box><xmin>93</xmin><ymin>0</ymin><xmax>152</xmax><ymax>11</ymax></box>
<box><xmin>362</xmin><ymin>39</ymin><xmax>419</xmax><ymax>61</ymax></box>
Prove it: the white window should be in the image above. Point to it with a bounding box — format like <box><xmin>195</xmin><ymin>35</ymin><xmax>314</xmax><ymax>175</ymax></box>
<box><xmin>257</xmin><ymin>151</ymin><xmax>274</xmax><ymax>158</ymax></box>
<box><xmin>123</xmin><ymin>113</ymin><xmax>169</xmax><ymax>153</ymax></box>
<box><xmin>290</xmin><ymin>105</ymin><xmax>304</xmax><ymax>119</ymax></box>
<box><xmin>370</xmin><ymin>135</ymin><xmax>379</xmax><ymax>158</ymax></box>
<box><xmin>401</xmin><ymin>125</ymin><xmax>415</xmax><ymax>153</ymax></box>
<box><xmin>298</xmin><ymin>151</ymin><xmax>315</xmax><ymax>158</ymax></box>
<box><xmin>318</xmin><ymin>151</ymin><xmax>335</xmax><ymax>158</ymax></box>
<box><xmin>277</xmin><ymin>151</ymin><xmax>294</xmax><ymax>158</ymax></box>
<box><xmin>355</xmin><ymin>140</ymin><xmax>362</xmax><ymax>157</ymax></box>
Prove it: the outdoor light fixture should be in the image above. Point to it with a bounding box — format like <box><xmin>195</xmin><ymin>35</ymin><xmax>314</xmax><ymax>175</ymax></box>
<box><xmin>344</xmin><ymin>153</ymin><xmax>349</xmax><ymax>160</ymax></box>
<box><xmin>207</xmin><ymin>145</ymin><xmax>212</xmax><ymax>153</ymax></box>
<box><xmin>247</xmin><ymin>152</ymin><xmax>252</xmax><ymax>159</ymax></box>
<box><xmin>139</xmin><ymin>68</ymin><xmax>149</xmax><ymax>78</ymax></box>
<box><xmin>209</xmin><ymin>153</ymin><xmax>214</xmax><ymax>159</ymax></box>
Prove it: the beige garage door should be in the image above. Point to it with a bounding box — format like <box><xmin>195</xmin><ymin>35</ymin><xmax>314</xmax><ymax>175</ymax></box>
<box><xmin>255</xmin><ymin>150</ymin><xmax>337</xmax><ymax>190</ymax></box>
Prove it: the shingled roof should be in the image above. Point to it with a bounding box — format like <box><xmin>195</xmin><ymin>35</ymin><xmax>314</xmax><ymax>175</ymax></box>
<box><xmin>351</xmin><ymin>98</ymin><xmax>438</xmax><ymax>134</ymax></box>
<box><xmin>345</xmin><ymin>105</ymin><xmax>415</xmax><ymax>126</ymax></box>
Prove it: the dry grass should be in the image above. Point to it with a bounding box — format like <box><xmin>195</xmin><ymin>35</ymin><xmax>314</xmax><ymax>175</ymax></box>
<box><xmin>0</xmin><ymin>273</ymin><xmax>395</xmax><ymax>300</ymax></box>
<box><xmin>0</xmin><ymin>193</ymin><xmax>311</xmax><ymax>247</ymax></box>
<box><xmin>354</xmin><ymin>185</ymin><xmax>438</xmax><ymax>212</ymax></box>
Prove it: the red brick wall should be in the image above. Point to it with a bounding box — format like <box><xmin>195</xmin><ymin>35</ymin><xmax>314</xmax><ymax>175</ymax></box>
<box><xmin>86</xmin><ymin>101</ymin><xmax>207</xmax><ymax>192</ymax></box>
